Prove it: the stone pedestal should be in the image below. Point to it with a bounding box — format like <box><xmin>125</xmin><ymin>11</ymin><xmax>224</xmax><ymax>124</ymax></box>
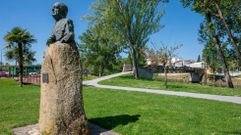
<box><xmin>39</xmin><ymin>43</ymin><xmax>89</xmax><ymax>135</ymax></box>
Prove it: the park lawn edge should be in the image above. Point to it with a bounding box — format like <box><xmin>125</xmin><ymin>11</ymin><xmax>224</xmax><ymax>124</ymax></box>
<box><xmin>98</xmin><ymin>74</ymin><xmax>241</xmax><ymax>97</ymax></box>
<box><xmin>1</xmin><ymin>78</ymin><xmax>241</xmax><ymax>135</ymax></box>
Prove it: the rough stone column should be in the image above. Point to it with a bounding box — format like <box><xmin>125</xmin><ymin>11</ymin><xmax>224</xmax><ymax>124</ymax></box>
<box><xmin>39</xmin><ymin>43</ymin><xmax>89</xmax><ymax>135</ymax></box>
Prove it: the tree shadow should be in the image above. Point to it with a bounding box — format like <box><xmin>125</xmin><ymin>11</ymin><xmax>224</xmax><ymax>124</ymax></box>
<box><xmin>119</xmin><ymin>75</ymin><xmax>152</xmax><ymax>81</ymax></box>
<box><xmin>221</xmin><ymin>130</ymin><xmax>241</xmax><ymax>135</ymax></box>
<box><xmin>118</xmin><ymin>75</ymin><xmax>135</xmax><ymax>79</ymax></box>
<box><xmin>167</xmin><ymin>84</ymin><xmax>188</xmax><ymax>89</ymax></box>
<box><xmin>89</xmin><ymin>114</ymin><xmax>141</xmax><ymax>130</ymax></box>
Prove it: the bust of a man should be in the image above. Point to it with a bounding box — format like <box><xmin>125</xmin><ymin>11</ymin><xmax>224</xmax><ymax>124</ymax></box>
<box><xmin>47</xmin><ymin>2</ymin><xmax>75</xmax><ymax>45</ymax></box>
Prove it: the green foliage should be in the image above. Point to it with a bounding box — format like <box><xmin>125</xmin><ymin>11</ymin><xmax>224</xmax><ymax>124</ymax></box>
<box><xmin>202</xmin><ymin>41</ymin><xmax>221</xmax><ymax>72</ymax></box>
<box><xmin>182</xmin><ymin>0</ymin><xmax>241</xmax><ymax>64</ymax></box>
<box><xmin>121</xmin><ymin>56</ymin><xmax>132</xmax><ymax>65</ymax></box>
<box><xmin>85</xmin><ymin>0</ymin><xmax>167</xmax><ymax>78</ymax></box>
<box><xmin>182</xmin><ymin>0</ymin><xmax>240</xmax><ymax>88</ymax></box>
<box><xmin>80</xmin><ymin>24</ymin><xmax>122</xmax><ymax>76</ymax></box>
<box><xmin>5</xmin><ymin>45</ymin><xmax>36</xmax><ymax>65</ymax></box>
<box><xmin>197</xmin><ymin>55</ymin><xmax>201</xmax><ymax>62</ymax></box>
<box><xmin>4</xmin><ymin>27</ymin><xmax>36</xmax><ymax>47</ymax></box>
<box><xmin>227</xmin><ymin>48</ymin><xmax>240</xmax><ymax>70</ymax></box>
<box><xmin>111</xmin><ymin>0</ymin><xmax>167</xmax><ymax>78</ymax></box>
<box><xmin>4</xmin><ymin>27</ymin><xmax>36</xmax><ymax>86</ymax></box>
<box><xmin>108</xmin><ymin>0</ymin><xmax>166</xmax><ymax>46</ymax></box>
<box><xmin>199</xmin><ymin>20</ymin><xmax>239</xmax><ymax>72</ymax></box>
<box><xmin>199</xmin><ymin>23</ymin><xmax>221</xmax><ymax>72</ymax></box>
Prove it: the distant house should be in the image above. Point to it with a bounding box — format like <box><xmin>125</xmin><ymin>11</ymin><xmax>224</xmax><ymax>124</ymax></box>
<box><xmin>145</xmin><ymin>57</ymin><xmax>206</xmax><ymax>74</ymax></box>
<box><xmin>173</xmin><ymin>60</ymin><xmax>195</xmax><ymax>68</ymax></box>
<box><xmin>173</xmin><ymin>60</ymin><xmax>183</xmax><ymax>67</ymax></box>
<box><xmin>189</xmin><ymin>62</ymin><xmax>205</xmax><ymax>69</ymax></box>
<box><xmin>146</xmin><ymin>58</ymin><xmax>152</xmax><ymax>66</ymax></box>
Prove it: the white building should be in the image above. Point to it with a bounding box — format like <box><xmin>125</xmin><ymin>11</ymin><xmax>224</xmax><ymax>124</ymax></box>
<box><xmin>189</xmin><ymin>62</ymin><xmax>205</xmax><ymax>69</ymax></box>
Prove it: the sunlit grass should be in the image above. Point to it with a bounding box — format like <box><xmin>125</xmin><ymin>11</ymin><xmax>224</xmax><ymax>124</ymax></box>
<box><xmin>99</xmin><ymin>74</ymin><xmax>241</xmax><ymax>97</ymax></box>
<box><xmin>1</xmin><ymin>78</ymin><xmax>241</xmax><ymax>134</ymax></box>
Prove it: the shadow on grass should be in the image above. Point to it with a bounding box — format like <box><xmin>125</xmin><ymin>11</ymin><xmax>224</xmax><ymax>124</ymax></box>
<box><xmin>89</xmin><ymin>114</ymin><xmax>141</xmax><ymax>130</ymax></box>
<box><xmin>167</xmin><ymin>84</ymin><xmax>188</xmax><ymax>89</ymax></box>
<box><xmin>118</xmin><ymin>75</ymin><xmax>136</xmax><ymax>79</ymax></box>
<box><xmin>221</xmin><ymin>130</ymin><xmax>241</xmax><ymax>135</ymax></box>
<box><xmin>118</xmin><ymin>75</ymin><xmax>153</xmax><ymax>81</ymax></box>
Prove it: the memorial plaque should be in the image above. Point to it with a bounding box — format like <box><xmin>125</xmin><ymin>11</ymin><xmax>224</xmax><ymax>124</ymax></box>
<box><xmin>42</xmin><ymin>73</ymin><xmax>49</xmax><ymax>83</ymax></box>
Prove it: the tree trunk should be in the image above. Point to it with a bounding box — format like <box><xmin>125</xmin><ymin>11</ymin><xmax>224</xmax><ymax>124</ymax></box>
<box><xmin>130</xmin><ymin>45</ymin><xmax>139</xmax><ymax>79</ymax></box>
<box><xmin>18</xmin><ymin>43</ymin><xmax>23</xmax><ymax>87</ymax></box>
<box><xmin>203</xmin><ymin>63</ymin><xmax>208</xmax><ymax>85</ymax></box>
<box><xmin>214</xmin><ymin>3</ymin><xmax>241</xmax><ymax>65</ymax></box>
<box><xmin>99</xmin><ymin>64</ymin><xmax>104</xmax><ymax>77</ymax></box>
<box><xmin>206</xmin><ymin>13</ymin><xmax>234</xmax><ymax>88</ymax></box>
<box><xmin>213</xmin><ymin>70</ymin><xmax>216</xmax><ymax>83</ymax></box>
<box><xmin>164</xmin><ymin>65</ymin><xmax>168</xmax><ymax>88</ymax></box>
<box><xmin>213</xmin><ymin>36</ymin><xmax>233</xmax><ymax>88</ymax></box>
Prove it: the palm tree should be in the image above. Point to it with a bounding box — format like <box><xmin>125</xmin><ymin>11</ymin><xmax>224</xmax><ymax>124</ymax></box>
<box><xmin>4</xmin><ymin>27</ymin><xmax>36</xmax><ymax>87</ymax></box>
<box><xmin>5</xmin><ymin>46</ymin><xmax>36</xmax><ymax>65</ymax></box>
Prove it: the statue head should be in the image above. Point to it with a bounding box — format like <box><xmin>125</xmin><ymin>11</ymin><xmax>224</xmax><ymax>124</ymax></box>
<box><xmin>52</xmin><ymin>2</ymin><xmax>68</xmax><ymax>21</ymax></box>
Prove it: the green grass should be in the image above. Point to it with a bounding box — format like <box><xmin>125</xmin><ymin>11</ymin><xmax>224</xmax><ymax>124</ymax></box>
<box><xmin>85</xmin><ymin>87</ymin><xmax>241</xmax><ymax>135</ymax></box>
<box><xmin>83</xmin><ymin>75</ymin><xmax>98</xmax><ymax>81</ymax></box>
<box><xmin>1</xmin><ymin>78</ymin><xmax>241</xmax><ymax>134</ymax></box>
<box><xmin>0</xmin><ymin>78</ymin><xmax>40</xmax><ymax>135</ymax></box>
<box><xmin>99</xmin><ymin>74</ymin><xmax>241</xmax><ymax>97</ymax></box>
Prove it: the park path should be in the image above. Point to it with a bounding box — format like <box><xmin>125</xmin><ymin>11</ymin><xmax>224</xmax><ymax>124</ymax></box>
<box><xmin>83</xmin><ymin>72</ymin><xmax>241</xmax><ymax>105</ymax></box>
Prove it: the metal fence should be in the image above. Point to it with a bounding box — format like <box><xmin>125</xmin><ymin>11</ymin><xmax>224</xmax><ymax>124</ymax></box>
<box><xmin>22</xmin><ymin>75</ymin><xmax>41</xmax><ymax>85</ymax></box>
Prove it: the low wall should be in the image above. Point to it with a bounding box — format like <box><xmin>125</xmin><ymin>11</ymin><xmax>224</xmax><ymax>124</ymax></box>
<box><xmin>22</xmin><ymin>75</ymin><xmax>41</xmax><ymax>85</ymax></box>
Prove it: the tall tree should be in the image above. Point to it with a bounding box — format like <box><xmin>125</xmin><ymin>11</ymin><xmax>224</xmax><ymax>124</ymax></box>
<box><xmin>80</xmin><ymin>24</ymin><xmax>122</xmax><ymax>76</ymax></box>
<box><xmin>197</xmin><ymin>55</ymin><xmax>201</xmax><ymax>62</ymax></box>
<box><xmin>213</xmin><ymin>1</ymin><xmax>241</xmax><ymax>64</ymax></box>
<box><xmin>206</xmin><ymin>13</ymin><xmax>233</xmax><ymax>88</ymax></box>
<box><xmin>86</xmin><ymin>0</ymin><xmax>167</xmax><ymax>79</ymax></box>
<box><xmin>5</xmin><ymin>45</ymin><xmax>36</xmax><ymax>65</ymax></box>
<box><xmin>199</xmin><ymin>23</ymin><xmax>222</xmax><ymax>73</ymax></box>
<box><xmin>182</xmin><ymin>0</ymin><xmax>241</xmax><ymax>65</ymax></box>
<box><xmin>202</xmin><ymin>41</ymin><xmax>222</xmax><ymax>73</ymax></box>
<box><xmin>4</xmin><ymin>27</ymin><xmax>36</xmax><ymax>87</ymax></box>
<box><xmin>181</xmin><ymin>0</ymin><xmax>235</xmax><ymax>88</ymax></box>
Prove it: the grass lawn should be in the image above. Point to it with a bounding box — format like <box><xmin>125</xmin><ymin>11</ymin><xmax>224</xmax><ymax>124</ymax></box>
<box><xmin>83</xmin><ymin>75</ymin><xmax>98</xmax><ymax>81</ymax></box>
<box><xmin>1</xmin><ymin>78</ymin><xmax>241</xmax><ymax>134</ymax></box>
<box><xmin>99</xmin><ymin>74</ymin><xmax>241</xmax><ymax>97</ymax></box>
<box><xmin>0</xmin><ymin>78</ymin><xmax>40</xmax><ymax>135</ymax></box>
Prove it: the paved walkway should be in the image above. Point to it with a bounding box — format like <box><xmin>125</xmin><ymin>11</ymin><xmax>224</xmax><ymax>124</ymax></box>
<box><xmin>13</xmin><ymin>123</ymin><xmax>119</xmax><ymax>135</ymax></box>
<box><xmin>83</xmin><ymin>72</ymin><xmax>241</xmax><ymax>105</ymax></box>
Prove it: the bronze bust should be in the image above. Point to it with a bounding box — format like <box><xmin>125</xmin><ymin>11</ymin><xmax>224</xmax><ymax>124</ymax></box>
<box><xmin>47</xmin><ymin>2</ymin><xmax>75</xmax><ymax>45</ymax></box>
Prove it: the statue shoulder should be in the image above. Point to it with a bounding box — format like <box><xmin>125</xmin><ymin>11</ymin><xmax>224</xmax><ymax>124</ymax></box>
<box><xmin>66</xmin><ymin>19</ymin><xmax>74</xmax><ymax>30</ymax></box>
<box><xmin>58</xmin><ymin>18</ymin><xmax>73</xmax><ymax>25</ymax></box>
<box><xmin>63</xmin><ymin>18</ymin><xmax>73</xmax><ymax>24</ymax></box>
<box><xmin>63</xmin><ymin>18</ymin><xmax>74</xmax><ymax>32</ymax></box>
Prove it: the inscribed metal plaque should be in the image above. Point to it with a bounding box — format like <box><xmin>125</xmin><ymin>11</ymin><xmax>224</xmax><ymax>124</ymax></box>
<box><xmin>42</xmin><ymin>73</ymin><xmax>49</xmax><ymax>83</ymax></box>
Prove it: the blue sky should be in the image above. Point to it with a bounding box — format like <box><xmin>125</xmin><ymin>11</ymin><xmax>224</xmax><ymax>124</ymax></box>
<box><xmin>0</xmin><ymin>0</ymin><xmax>204</xmax><ymax>64</ymax></box>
